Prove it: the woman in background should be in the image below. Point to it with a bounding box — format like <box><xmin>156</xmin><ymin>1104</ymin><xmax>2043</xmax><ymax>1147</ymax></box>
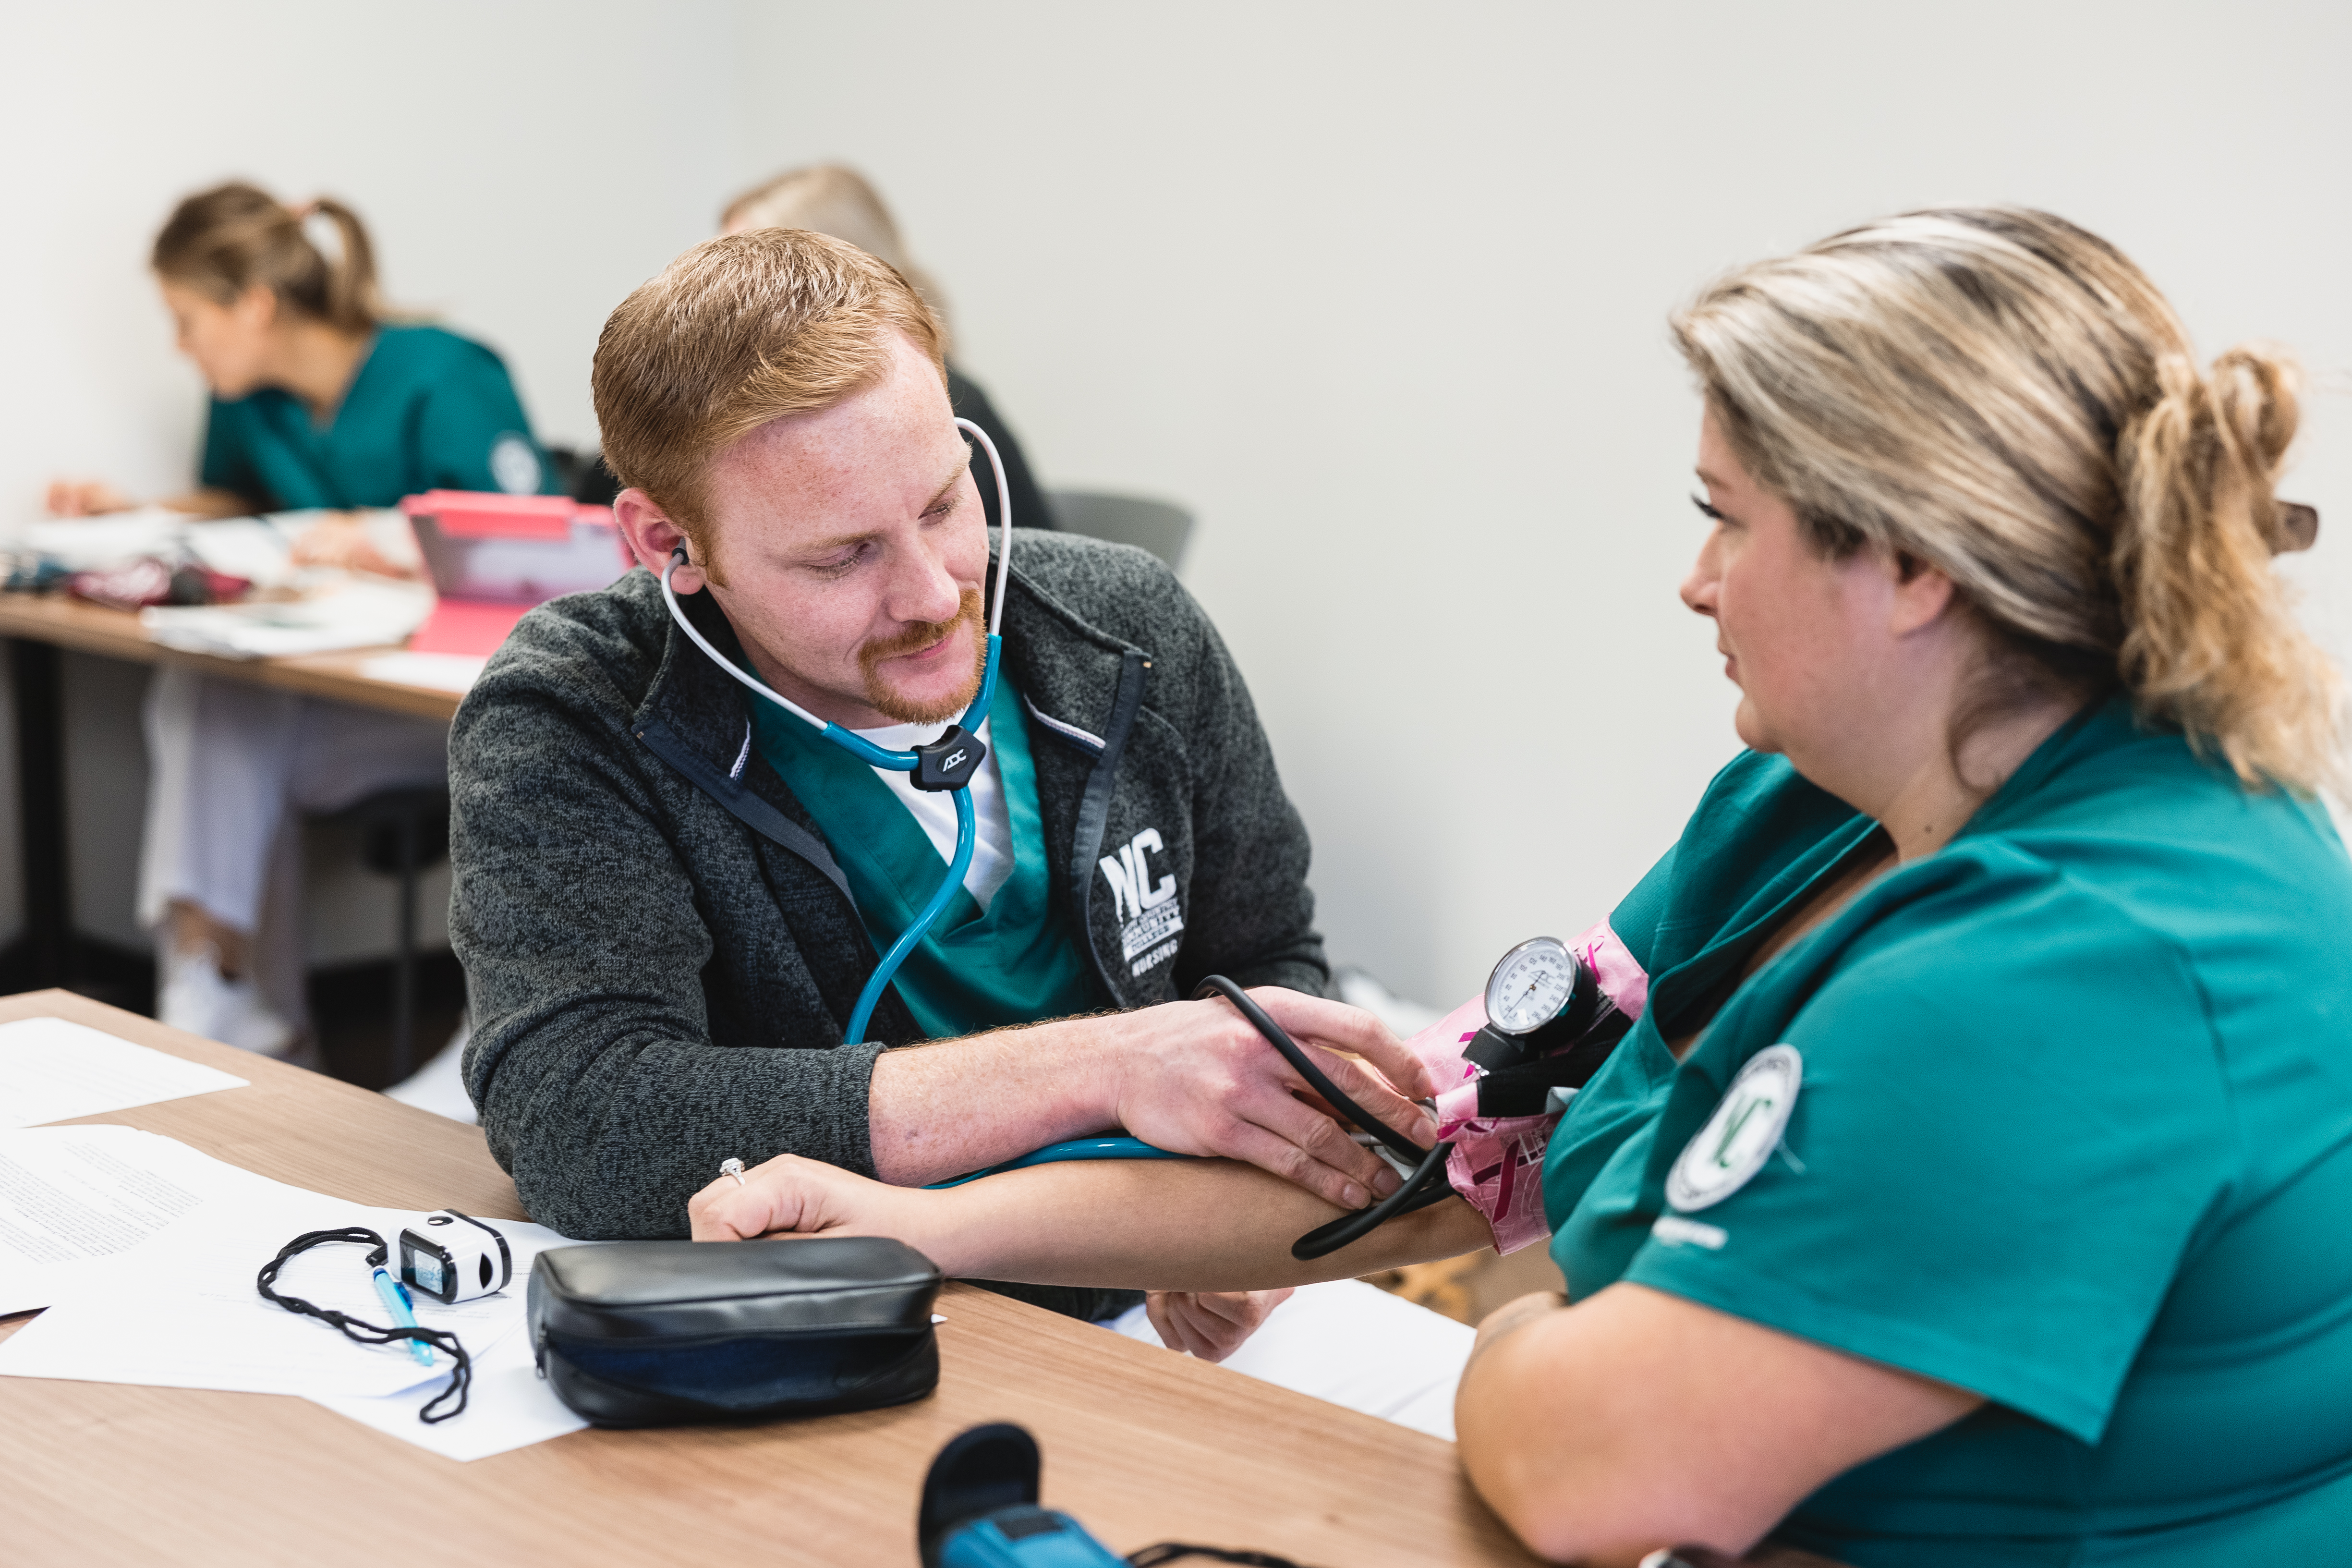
<box><xmin>721</xmin><ymin>164</ymin><xmax>1053</xmax><ymax>535</ymax></box>
<box><xmin>48</xmin><ymin>182</ymin><xmax>558</xmax><ymax>1056</ymax></box>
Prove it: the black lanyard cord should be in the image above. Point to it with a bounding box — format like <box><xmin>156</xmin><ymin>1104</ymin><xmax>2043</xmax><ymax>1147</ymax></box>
<box><xmin>255</xmin><ymin>1227</ymin><xmax>473</xmax><ymax>1423</ymax></box>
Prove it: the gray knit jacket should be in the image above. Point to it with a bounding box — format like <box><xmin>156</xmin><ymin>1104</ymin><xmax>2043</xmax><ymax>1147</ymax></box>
<box><xmin>448</xmin><ymin>533</ymin><xmax>1327</xmax><ymax>1308</ymax></box>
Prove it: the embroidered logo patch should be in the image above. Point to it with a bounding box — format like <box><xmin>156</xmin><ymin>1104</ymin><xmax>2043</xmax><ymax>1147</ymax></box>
<box><xmin>489</xmin><ymin>431</ymin><xmax>543</xmax><ymax>496</ymax></box>
<box><xmin>1098</xmin><ymin>827</ymin><xmax>1183</xmax><ymax>976</ymax></box>
<box><xmin>1665</xmin><ymin>1044</ymin><xmax>1801</xmax><ymax>1213</ymax></box>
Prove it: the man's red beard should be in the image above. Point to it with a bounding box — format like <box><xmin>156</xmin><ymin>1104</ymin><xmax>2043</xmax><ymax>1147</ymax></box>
<box><xmin>857</xmin><ymin>588</ymin><xmax>986</xmax><ymax>723</ymax></box>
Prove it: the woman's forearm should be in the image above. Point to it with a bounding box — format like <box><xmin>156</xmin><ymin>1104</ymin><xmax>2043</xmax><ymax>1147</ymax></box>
<box><xmin>740</xmin><ymin>1155</ymin><xmax>1492</xmax><ymax>1292</ymax></box>
<box><xmin>922</xmin><ymin>1157</ymin><xmax>1490</xmax><ymax>1289</ymax></box>
<box><xmin>162</xmin><ymin>487</ymin><xmax>260</xmax><ymax>518</ymax></box>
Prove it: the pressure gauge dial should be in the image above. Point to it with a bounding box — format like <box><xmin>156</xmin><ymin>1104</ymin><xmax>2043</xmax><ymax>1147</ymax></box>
<box><xmin>1483</xmin><ymin>936</ymin><xmax>1588</xmax><ymax>1038</ymax></box>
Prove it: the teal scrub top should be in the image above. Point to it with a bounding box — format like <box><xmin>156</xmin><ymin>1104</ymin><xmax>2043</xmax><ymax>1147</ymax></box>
<box><xmin>1542</xmin><ymin>697</ymin><xmax>2352</xmax><ymax>1566</ymax></box>
<box><xmin>750</xmin><ymin>675</ymin><xmax>1103</xmax><ymax>1040</ymax></box>
<box><xmin>199</xmin><ymin>323</ymin><xmax>557</xmax><ymax>511</ymax></box>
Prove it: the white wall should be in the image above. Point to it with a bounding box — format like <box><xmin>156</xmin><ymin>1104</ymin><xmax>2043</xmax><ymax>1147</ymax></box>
<box><xmin>7</xmin><ymin>2</ymin><xmax>2349</xmax><ymax>1004</ymax></box>
<box><xmin>0</xmin><ymin>0</ymin><xmax>742</xmax><ymax>950</ymax></box>
<box><xmin>735</xmin><ymin>0</ymin><xmax>2352</xmax><ymax>1005</ymax></box>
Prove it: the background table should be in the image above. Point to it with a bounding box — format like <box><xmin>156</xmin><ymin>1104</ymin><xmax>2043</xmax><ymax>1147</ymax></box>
<box><xmin>1</xmin><ymin>592</ymin><xmax>462</xmax><ymax>993</ymax></box>
<box><xmin>0</xmin><ymin>991</ymin><xmax>1538</xmax><ymax>1567</ymax></box>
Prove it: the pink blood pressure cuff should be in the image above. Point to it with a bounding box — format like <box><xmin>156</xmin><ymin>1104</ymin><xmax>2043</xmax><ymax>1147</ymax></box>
<box><xmin>1403</xmin><ymin>920</ymin><xmax>1650</xmax><ymax>1254</ymax></box>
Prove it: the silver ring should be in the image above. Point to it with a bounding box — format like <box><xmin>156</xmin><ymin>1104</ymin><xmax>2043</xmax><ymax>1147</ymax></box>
<box><xmin>720</xmin><ymin>1157</ymin><xmax>746</xmax><ymax>1188</ymax></box>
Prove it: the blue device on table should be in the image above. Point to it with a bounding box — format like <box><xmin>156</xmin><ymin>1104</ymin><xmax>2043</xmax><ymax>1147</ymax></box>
<box><xmin>920</xmin><ymin>1424</ymin><xmax>1125</xmax><ymax>1568</ymax></box>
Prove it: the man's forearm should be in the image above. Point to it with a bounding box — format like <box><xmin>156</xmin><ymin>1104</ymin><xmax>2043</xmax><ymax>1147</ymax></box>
<box><xmin>866</xmin><ymin>1015</ymin><xmax>1122</xmax><ymax>1185</ymax></box>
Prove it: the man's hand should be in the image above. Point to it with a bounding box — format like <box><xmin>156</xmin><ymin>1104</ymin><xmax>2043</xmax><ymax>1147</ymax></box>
<box><xmin>1144</xmin><ymin>1287</ymin><xmax>1294</xmax><ymax>1362</ymax></box>
<box><xmin>867</xmin><ymin>987</ymin><xmax>1439</xmax><ymax>1209</ymax></box>
<box><xmin>1102</xmin><ymin>988</ymin><xmax>1438</xmax><ymax>1213</ymax></box>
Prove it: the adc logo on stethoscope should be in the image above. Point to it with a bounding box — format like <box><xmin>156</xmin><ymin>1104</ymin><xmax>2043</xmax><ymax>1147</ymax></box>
<box><xmin>1098</xmin><ymin>827</ymin><xmax>1184</xmax><ymax>978</ymax></box>
<box><xmin>1666</xmin><ymin>1044</ymin><xmax>1803</xmax><ymax>1213</ymax></box>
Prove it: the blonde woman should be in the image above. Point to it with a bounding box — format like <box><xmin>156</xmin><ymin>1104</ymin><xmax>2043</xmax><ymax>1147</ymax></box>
<box><xmin>49</xmin><ymin>182</ymin><xmax>558</xmax><ymax>1053</ymax></box>
<box><xmin>690</xmin><ymin>208</ymin><xmax>2351</xmax><ymax>1565</ymax></box>
<box><xmin>721</xmin><ymin>164</ymin><xmax>1052</xmax><ymax>535</ymax></box>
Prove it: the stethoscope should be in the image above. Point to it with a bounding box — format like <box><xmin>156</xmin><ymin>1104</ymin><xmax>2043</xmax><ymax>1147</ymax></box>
<box><xmin>661</xmin><ymin>418</ymin><xmax>1455</xmax><ymax>1260</ymax></box>
<box><xmin>661</xmin><ymin>416</ymin><xmax>1014</xmax><ymax>1045</ymax></box>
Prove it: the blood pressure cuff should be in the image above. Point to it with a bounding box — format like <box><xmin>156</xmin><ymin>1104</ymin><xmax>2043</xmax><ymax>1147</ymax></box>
<box><xmin>1407</xmin><ymin>918</ymin><xmax>1650</xmax><ymax>1254</ymax></box>
<box><xmin>528</xmin><ymin>1236</ymin><xmax>942</xmax><ymax>1427</ymax></box>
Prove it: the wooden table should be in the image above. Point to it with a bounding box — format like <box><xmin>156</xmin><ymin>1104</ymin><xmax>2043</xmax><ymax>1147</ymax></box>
<box><xmin>0</xmin><ymin>591</ymin><xmax>462</xmax><ymax>991</ymax></box>
<box><xmin>0</xmin><ymin>992</ymin><xmax>1538</xmax><ymax>1568</ymax></box>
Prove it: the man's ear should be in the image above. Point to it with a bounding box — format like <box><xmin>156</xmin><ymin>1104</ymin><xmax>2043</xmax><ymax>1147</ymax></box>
<box><xmin>1885</xmin><ymin>547</ymin><xmax>1955</xmax><ymax>637</ymax></box>
<box><xmin>613</xmin><ymin>488</ymin><xmax>704</xmax><ymax>592</ymax></box>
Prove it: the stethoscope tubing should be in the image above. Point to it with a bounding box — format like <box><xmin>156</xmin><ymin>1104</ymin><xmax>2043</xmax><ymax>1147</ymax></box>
<box><xmin>659</xmin><ymin>416</ymin><xmax>1015</xmax><ymax>1045</ymax></box>
<box><xmin>845</xmin><ymin>784</ymin><xmax>977</xmax><ymax>1045</ymax></box>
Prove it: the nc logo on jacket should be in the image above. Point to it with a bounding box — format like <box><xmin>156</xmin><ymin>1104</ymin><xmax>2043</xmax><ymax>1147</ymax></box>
<box><xmin>1099</xmin><ymin>828</ymin><xmax>1184</xmax><ymax>977</ymax></box>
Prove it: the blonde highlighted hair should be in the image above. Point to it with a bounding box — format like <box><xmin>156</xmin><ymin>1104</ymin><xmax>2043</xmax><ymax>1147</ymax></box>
<box><xmin>720</xmin><ymin>164</ymin><xmax>950</xmax><ymax>339</ymax></box>
<box><xmin>1673</xmin><ymin>206</ymin><xmax>2341</xmax><ymax>796</ymax></box>
<box><xmin>151</xmin><ymin>182</ymin><xmax>381</xmax><ymax>335</ymax></box>
<box><xmin>591</xmin><ymin>227</ymin><xmax>946</xmax><ymax>571</ymax></box>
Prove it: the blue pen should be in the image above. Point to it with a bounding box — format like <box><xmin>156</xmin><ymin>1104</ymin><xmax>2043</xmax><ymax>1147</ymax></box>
<box><xmin>372</xmin><ymin>1266</ymin><xmax>436</xmax><ymax>1367</ymax></box>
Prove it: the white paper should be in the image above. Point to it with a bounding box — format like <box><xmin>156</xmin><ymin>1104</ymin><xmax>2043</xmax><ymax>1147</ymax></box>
<box><xmin>307</xmin><ymin>1325</ymin><xmax>588</xmax><ymax>1460</ymax></box>
<box><xmin>357</xmin><ymin>651</ymin><xmax>487</xmax><ymax>693</ymax></box>
<box><xmin>0</xmin><ymin>1126</ymin><xmax>297</xmax><ymax>1313</ymax></box>
<box><xmin>0</xmin><ymin>1201</ymin><xmax>577</xmax><ymax>1399</ymax></box>
<box><xmin>7</xmin><ymin>509</ymin><xmax>191</xmax><ymax>570</ymax></box>
<box><xmin>181</xmin><ymin>516</ymin><xmax>300</xmax><ymax>589</ymax></box>
<box><xmin>141</xmin><ymin>576</ymin><xmax>435</xmax><ymax>658</ymax></box>
<box><xmin>0</xmin><ymin>1016</ymin><xmax>248</xmax><ymax>1130</ymax></box>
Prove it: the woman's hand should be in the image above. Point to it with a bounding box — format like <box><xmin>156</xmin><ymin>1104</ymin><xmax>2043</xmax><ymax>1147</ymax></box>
<box><xmin>290</xmin><ymin>511</ymin><xmax>414</xmax><ymax>577</ymax></box>
<box><xmin>46</xmin><ymin>478</ymin><xmax>135</xmax><ymax>516</ymax></box>
<box><xmin>688</xmin><ymin>1152</ymin><xmax>922</xmax><ymax>1245</ymax></box>
<box><xmin>1144</xmin><ymin>1287</ymin><xmax>1295</xmax><ymax>1361</ymax></box>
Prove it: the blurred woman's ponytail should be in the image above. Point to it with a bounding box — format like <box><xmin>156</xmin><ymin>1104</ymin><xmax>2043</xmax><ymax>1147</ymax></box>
<box><xmin>1673</xmin><ymin>206</ymin><xmax>2343</xmax><ymax>798</ymax></box>
<box><xmin>151</xmin><ymin>181</ymin><xmax>383</xmax><ymax>334</ymax></box>
<box><xmin>2112</xmin><ymin>345</ymin><xmax>2332</xmax><ymax>790</ymax></box>
<box><xmin>299</xmin><ymin>195</ymin><xmax>381</xmax><ymax>332</ymax></box>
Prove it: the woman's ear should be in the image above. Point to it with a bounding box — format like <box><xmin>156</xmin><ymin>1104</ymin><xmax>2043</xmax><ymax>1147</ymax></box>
<box><xmin>1885</xmin><ymin>547</ymin><xmax>1956</xmax><ymax>637</ymax></box>
<box><xmin>613</xmin><ymin>488</ymin><xmax>704</xmax><ymax>592</ymax></box>
<box><xmin>232</xmin><ymin>283</ymin><xmax>279</xmax><ymax>333</ymax></box>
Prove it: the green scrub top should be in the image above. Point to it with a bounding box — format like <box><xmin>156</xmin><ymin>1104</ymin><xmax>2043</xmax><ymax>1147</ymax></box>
<box><xmin>750</xmin><ymin>675</ymin><xmax>1103</xmax><ymax>1040</ymax></box>
<box><xmin>1543</xmin><ymin>697</ymin><xmax>2352</xmax><ymax>1566</ymax></box>
<box><xmin>199</xmin><ymin>323</ymin><xmax>557</xmax><ymax>511</ymax></box>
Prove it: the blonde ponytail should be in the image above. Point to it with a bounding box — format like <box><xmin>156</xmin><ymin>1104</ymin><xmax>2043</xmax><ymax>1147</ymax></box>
<box><xmin>1673</xmin><ymin>207</ymin><xmax>2345</xmax><ymax>798</ymax></box>
<box><xmin>303</xmin><ymin>196</ymin><xmax>383</xmax><ymax>332</ymax></box>
<box><xmin>151</xmin><ymin>181</ymin><xmax>382</xmax><ymax>335</ymax></box>
<box><xmin>2112</xmin><ymin>347</ymin><xmax>2338</xmax><ymax>789</ymax></box>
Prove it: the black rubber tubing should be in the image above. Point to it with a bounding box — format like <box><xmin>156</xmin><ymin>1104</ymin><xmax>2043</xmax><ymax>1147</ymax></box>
<box><xmin>1288</xmin><ymin>1140</ymin><xmax>1455</xmax><ymax>1262</ymax></box>
<box><xmin>1190</xmin><ymin>975</ymin><xmax>1456</xmax><ymax>1261</ymax></box>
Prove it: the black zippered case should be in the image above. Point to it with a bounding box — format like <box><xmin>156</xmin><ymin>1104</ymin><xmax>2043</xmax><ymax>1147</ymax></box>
<box><xmin>527</xmin><ymin>1236</ymin><xmax>942</xmax><ymax>1427</ymax></box>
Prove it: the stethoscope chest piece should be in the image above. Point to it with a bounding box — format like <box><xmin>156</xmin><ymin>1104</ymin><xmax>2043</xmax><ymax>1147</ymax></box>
<box><xmin>912</xmin><ymin>725</ymin><xmax>987</xmax><ymax>792</ymax></box>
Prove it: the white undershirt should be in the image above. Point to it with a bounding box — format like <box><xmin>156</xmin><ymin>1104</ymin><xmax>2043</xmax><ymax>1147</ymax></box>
<box><xmin>846</xmin><ymin>716</ymin><xmax>1017</xmax><ymax>911</ymax></box>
